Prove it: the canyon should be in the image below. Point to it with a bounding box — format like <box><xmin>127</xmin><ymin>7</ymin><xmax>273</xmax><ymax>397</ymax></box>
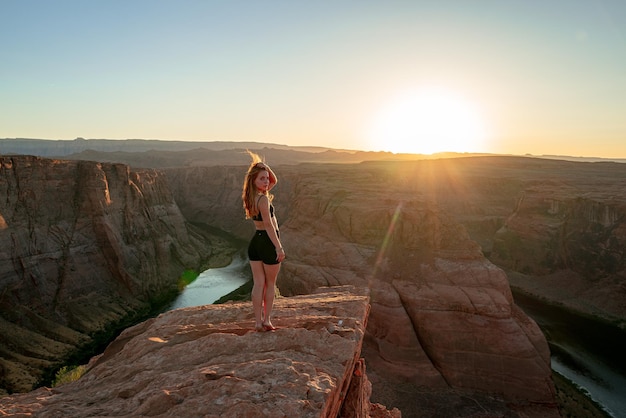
<box><xmin>0</xmin><ymin>155</ymin><xmax>223</xmax><ymax>394</ymax></box>
<box><xmin>164</xmin><ymin>155</ymin><xmax>625</xmax><ymax>328</ymax></box>
<box><xmin>162</xmin><ymin>154</ymin><xmax>625</xmax><ymax>416</ymax></box>
<box><xmin>1</xmin><ymin>140</ymin><xmax>624</xmax><ymax>416</ymax></box>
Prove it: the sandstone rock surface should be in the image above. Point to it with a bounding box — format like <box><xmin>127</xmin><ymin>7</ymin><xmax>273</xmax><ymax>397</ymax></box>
<box><xmin>162</xmin><ymin>154</ymin><xmax>626</xmax><ymax>329</ymax></box>
<box><xmin>164</xmin><ymin>161</ymin><xmax>561</xmax><ymax>417</ymax></box>
<box><xmin>0</xmin><ymin>286</ymin><xmax>400</xmax><ymax>418</ymax></box>
<box><xmin>5</xmin><ymin>150</ymin><xmax>619</xmax><ymax>416</ymax></box>
<box><xmin>0</xmin><ymin>156</ymin><xmax>216</xmax><ymax>393</ymax></box>
<box><xmin>387</xmin><ymin>157</ymin><xmax>626</xmax><ymax>325</ymax></box>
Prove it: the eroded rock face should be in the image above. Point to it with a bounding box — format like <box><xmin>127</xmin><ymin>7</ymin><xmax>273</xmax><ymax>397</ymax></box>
<box><xmin>0</xmin><ymin>156</ymin><xmax>212</xmax><ymax>393</ymax></box>
<box><xmin>2</xmin><ymin>151</ymin><xmax>621</xmax><ymax>415</ymax></box>
<box><xmin>491</xmin><ymin>190</ymin><xmax>626</xmax><ymax>323</ymax></box>
<box><xmin>163</xmin><ymin>162</ymin><xmax>560</xmax><ymax>416</ymax></box>
<box><xmin>0</xmin><ymin>286</ymin><xmax>400</xmax><ymax>418</ymax></box>
<box><xmin>150</xmin><ymin>157</ymin><xmax>626</xmax><ymax>328</ymax></box>
<box><xmin>164</xmin><ymin>166</ymin><xmax>251</xmax><ymax>238</ymax></box>
<box><xmin>268</xmin><ymin>165</ymin><xmax>557</xmax><ymax>415</ymax></box>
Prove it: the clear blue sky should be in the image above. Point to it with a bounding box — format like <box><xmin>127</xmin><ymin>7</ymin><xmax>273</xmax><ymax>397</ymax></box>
<box><xmin>1</xmin><ymin>0</ymin><xmax>625</xmax><ymax>157</ymax></box>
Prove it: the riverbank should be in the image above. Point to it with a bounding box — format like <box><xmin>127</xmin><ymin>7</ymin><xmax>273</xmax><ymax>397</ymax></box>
<box><xmin>34</xmin><ymin>225</ymin><xmax>244</xmax><ymax>392</ymax></box>
<box><xmin>510</xmin><ymin>281</ymin><xmax>626</xmax><ymax>417</ymax></box>
<box><xmin>213</xmin><ymin>279</ymin><xmax>253</xmax><ymax>303</ymax></box>
<box><xmin>168</xmin><ymin>251</ymin><xmax>251</xmax><ymax>309</ymax></box>
<box><xmin>507</xmin><ymin>270</ymin><xmax>625</xmax><ymax>330</ymax></box>
<box><xmin>553</xmin><ymin>371</ymin><xmax>611</xmax><ymax>418</ymax></box>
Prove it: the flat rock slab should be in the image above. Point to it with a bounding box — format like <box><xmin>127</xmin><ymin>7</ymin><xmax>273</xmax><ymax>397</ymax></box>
<box><xmin>0</xmin><ymin>286</ymin><xmax>371</xmax><ymax>418</ymax></box>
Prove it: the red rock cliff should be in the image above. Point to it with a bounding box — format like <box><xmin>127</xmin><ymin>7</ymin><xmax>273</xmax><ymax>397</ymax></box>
<box><xmin>0</xmin><ymin>156</ymin><xmax>212</xmax><ymax>393</ymax></box>
<box><xmin>164</xmin><ymin>162</ymin><xmax>560</xmax><ymax>417</ymax></box>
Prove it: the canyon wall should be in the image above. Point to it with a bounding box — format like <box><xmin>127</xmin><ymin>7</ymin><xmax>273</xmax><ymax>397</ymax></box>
<box><xmin>164</xmin><ymin>161</ymin><xmax>562</xmax><ymax>416</ymax></box>
<box><xmin>3</xmin><ymin>150</ymin><xmax>622</xmax><ymax>416</ymax></box>
<box><xmin>0</xmin><ymin>156</ymin><xmax>213</xmax><ymax>394</ymax></box>
<box><xmin>164</xmin><ymin>156</ymin><xmax>625</xmax><ymax>415</ymax></box>
<box><xmin>400</xmin><ymin>157</ymin><xmax>626</xmax><ymax>326</ymax></box>
<box><xmin>491</xmin><ymin>190</ymin><xmax>626</xmax><ymax>324</ymax></box>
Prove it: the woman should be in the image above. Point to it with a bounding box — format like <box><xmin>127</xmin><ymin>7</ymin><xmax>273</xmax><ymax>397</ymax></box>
<box><xmin>242</xmin><ymin>151</ymin><xmax>285</xmax><ymax>332</ymax></box>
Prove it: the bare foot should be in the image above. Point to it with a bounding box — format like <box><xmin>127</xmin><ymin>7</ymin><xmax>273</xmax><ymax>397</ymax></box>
<box><xmin>262</xmin><ymin>323</ymin><xmax>276</xmax><ymax>331</ymax></box>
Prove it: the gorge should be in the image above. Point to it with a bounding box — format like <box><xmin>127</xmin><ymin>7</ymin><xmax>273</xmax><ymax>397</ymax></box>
<box><xmin>1</xmin><ymin>141</ymin><xmax>625</xmax><ymax>417</ymax></box>
<box><xmin>0</xmin><ymin>155</ymin><xmax>225</xmax><ymax>394</ymax></box>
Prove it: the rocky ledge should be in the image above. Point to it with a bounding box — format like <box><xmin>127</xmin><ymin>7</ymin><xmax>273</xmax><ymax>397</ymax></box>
<box><xmin>0</xmin><ymin>286</ymin><xmax>400</xmax><ymax>418</ymax></box>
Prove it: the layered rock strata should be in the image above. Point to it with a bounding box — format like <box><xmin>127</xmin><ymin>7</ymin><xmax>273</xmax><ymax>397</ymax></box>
<box><xmin>164</xmin><ymin>161</ymin><xmax>561</xmax><ymax>417</ymax></box>
<box><xmin>1</xmin><ymin>149</ymin><xmax>621</xmax><ymax>415</ymax></box>
<box><xmin>151</xmin><ymin>157</ymin><xmax>626</xmax><ymax>327</ymax></box>
<box><xmin>0</xmin><ymin>286</ymin><xmax>400</xmax><ymax>418</ymax></box>
<box><xmin>0</xmin><ymin>156</ymin><xmax>212</xmax><ymax>393</ymax></box>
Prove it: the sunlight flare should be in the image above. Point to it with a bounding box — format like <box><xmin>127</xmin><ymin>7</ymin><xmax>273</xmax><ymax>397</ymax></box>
<box><xmin>368</xmin><ymin>87</ymin><xmax>489</xmax><ymax>155</ymax></box>
<box><xmin>371</xmin><ymin>201</ymin><xmax>403</xmax><ymax>279</ymax></box>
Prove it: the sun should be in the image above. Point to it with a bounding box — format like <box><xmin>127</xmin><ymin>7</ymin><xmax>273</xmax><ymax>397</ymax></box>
<box><xmin>367</xmin><ymin>87</ymin><xmax>489</xmax><ymax>155</ymax></box>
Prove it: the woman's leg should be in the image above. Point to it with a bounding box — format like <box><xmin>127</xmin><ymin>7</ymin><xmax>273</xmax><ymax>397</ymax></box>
<box><xmin>261</xmin><ymin>263</ymin><xmax>281</xmax><ymax>327</ymax></box>
<box><xmin>250</xmin><ymin>260</ymin><xmax>266</xmax><ymax>330</ymax></box>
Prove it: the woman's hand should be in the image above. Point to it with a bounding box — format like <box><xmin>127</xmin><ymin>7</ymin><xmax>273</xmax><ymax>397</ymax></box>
<box><xmin>276</xmin><ymin>247</ymin><xmax>285</xmax><ymax>262</ymax></box>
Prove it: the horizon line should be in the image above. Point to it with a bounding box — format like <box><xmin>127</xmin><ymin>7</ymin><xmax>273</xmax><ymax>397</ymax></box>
<box><xmin>1</xmin><ymin>137</ymin><xmax>625</xmax><ymax>162</ymax></box>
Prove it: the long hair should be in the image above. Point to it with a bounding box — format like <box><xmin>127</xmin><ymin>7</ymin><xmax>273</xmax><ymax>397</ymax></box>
<box><xmin>242</xmin><ymin>150</ymin><xmax>274</xmax><ymax>219</ymax></box>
